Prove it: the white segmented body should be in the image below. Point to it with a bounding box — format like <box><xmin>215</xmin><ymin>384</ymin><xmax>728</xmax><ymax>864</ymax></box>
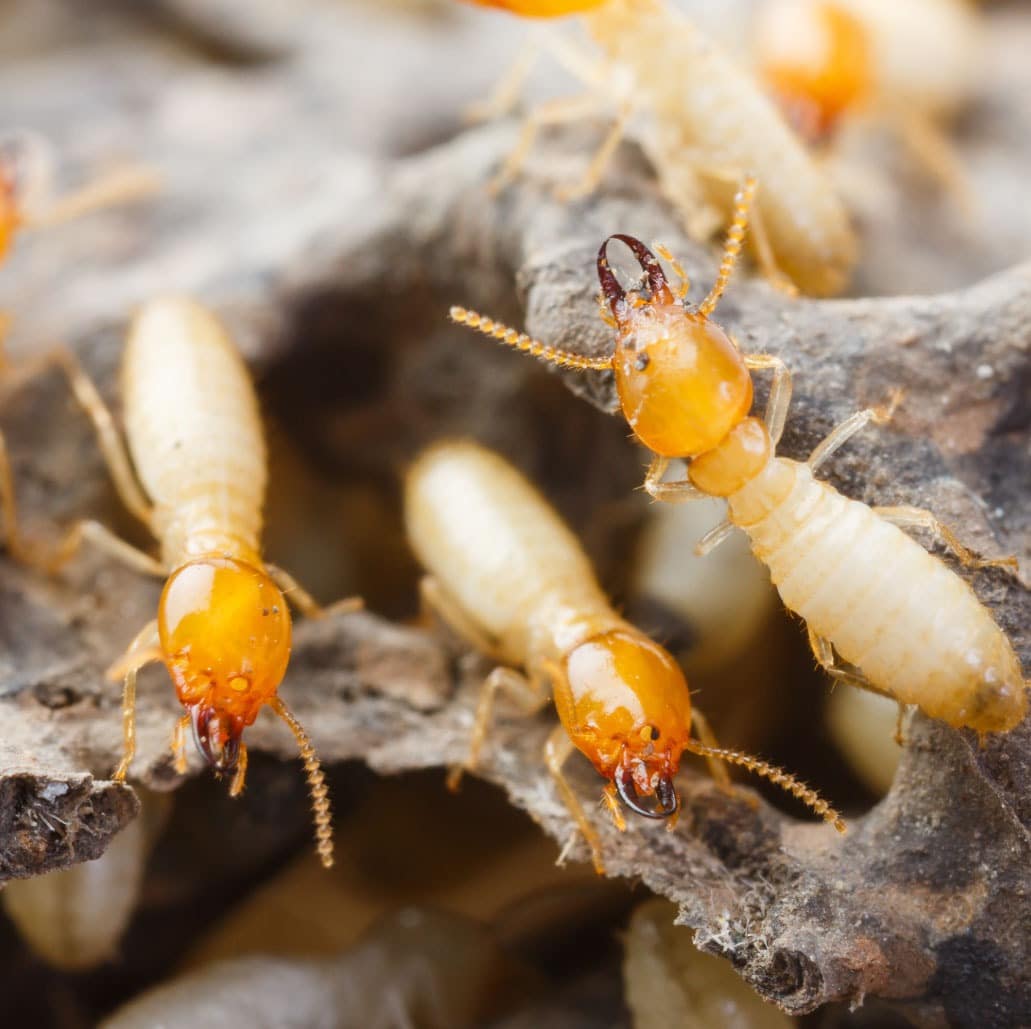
<box><xmin>405</xmin><ymin>441</ymin><xmax>624</xmax><ymax>668</ymax></box>
<box><xmin>728</xmin><ymin>458</ymin><xmax>1025</xmax><ymax>731</ymax></box>
<box><xmin>122</xmin><ymin>297</ymin><xmax>266</xmax><ymax>567</ymax></box>
<box><xmin>585</xmin><ymin>0</ymin><xmax>855</xmax><ymax>296</ymax></box>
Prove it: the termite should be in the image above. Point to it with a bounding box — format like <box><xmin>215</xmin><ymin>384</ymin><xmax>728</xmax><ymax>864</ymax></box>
<box><xmin>462</xmin><ymin>0</ymin><xmax>855</xmax><ymax>296</ymax></box>
<box><xmin>753</xmin><ymin>0</ymin><xmax>981</xmax><ymax>200</ymax></box>
<box><xmin>449</xmin><ymin>176</ymin><xmax>1027</xmax><ymax>736</ymax></box>
<box><xmin>405</xmin><ymin>439</ymin><xmax>845</xmax><ymax>874</ymax></box>
<box><xmin>0</xmin><ymin>297</ymin><xmax>361</xmax><ymax>868</ymax></box>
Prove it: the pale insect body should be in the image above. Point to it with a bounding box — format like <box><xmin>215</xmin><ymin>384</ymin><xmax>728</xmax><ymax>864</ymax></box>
<box><xmin>407</xmin><ymin>439</ymin><xmax>846</xmax><ymax>874</ymax></box>
<box><xmin>1</xmin><ymin>296</ymin><xmax>360</xmax><ymax>869</ymax></box>
<box><xmin>468</xmin><ymin>0</ymin><xmax>855</xmax><ymax>296</ymax></box>
<box><xmin>451</xmin><ymin>177</ymin><xmax>1027</xmax><ymax>736</ymax></box>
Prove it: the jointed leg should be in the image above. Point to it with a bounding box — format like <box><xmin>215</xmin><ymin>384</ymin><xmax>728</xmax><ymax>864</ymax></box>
<box><xmin>0</xmin><ymin>430</ymin><xmax>32</xmax><ymax>562</ymax></box>
<box><xmin>465</xmin><ymin>34</ymin><xmax>545</xmax><ymax>124</ymax></box>
<box><xmin>4</xmin><ymin>346</ymin><xmax>153</xmax><ymax>526</ymax></box>
<box><xmin>420</xmin><ymin>575</ymin><xmax>508</xmax><ymax>662</ymax></box>
<box><xmin>266</xmin><ymin>563</ymin><xmax>363</xmax><ymax>620</ymax></box>
<box><xmin>46</xmin><ymin>519</ymin><xmax>165</xmax><ymax>576</ymax></box>
<box><xmin>744</xmin><ymin>353</ymin><xmax>793</xmax><ymax>447</ymax></box>
<box><xmin>807</xmin><ymin>625</ymin><xmax>874</xmax><ymax>692</ymax></box>
<box><xmin>743</xmin><ymin>195</ymin><xmax>797</xmax><ymax>298</ymax></box>
<box><xmin>873</xmin><ymin>506</ymin><xmax>1018</xmax><ymax>573</ymax></box>
<box><xmin>544</xmin><ymin>725</ymin><xmax>605</xmax><ymax>875</ymax></box>
<box><xmin>807</xmin><ymin>390</ymin><xmax>902</xmax><ymax>474</ymax></box>
<box><xmin>171</xmin><ymin>714</ymin><xmax>190</xmax><ymax>774</ymax></box>
<box><xmin>110</xmin><ymin>619</ymin><xmax>160</xmax><ymax>782</ymax></box>
<box><xmin>653</xmin><ymin>243</ymin><xmax>691</xmax><ymax>300</ymax></box>
<box><xmin>694</xmin><ymin>518</ymin><xmax>736</xmax><ymax>557</ymax></box>
<box><xmin>556</xmin><ymin>101</ymin><xmax>633</xmax><ymax>201</ymax></box>
<box><xmin>447</xmin><ymin>665</ymin><xmax>546</xmax><ymax>791</ymax></box>
<box><xmin>890</xmin><ymin>109</ymin><xmax>974</xmax><ymax>218</ymax></box>
<box><xmin>643</xmin><ymin>454</ymin><xmax>706</xmax><ymax>504</ymax></box>
<box><xmin>690</xmin><ymin>708</ymin><xmax>732</xmax><ymax>788</ymax></box>
<box><xmin>490</xmin><ymin>93</ymin><xmax>606</xmax><ymax>195</ymax></box>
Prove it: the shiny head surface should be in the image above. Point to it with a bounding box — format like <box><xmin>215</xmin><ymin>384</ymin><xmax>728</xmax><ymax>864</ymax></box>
<box><xmin>598</xmin><ymin>235</ymin><xmax>753</xmax><ymax>458</ymax></box>
<box><xmin>554</xmin><ymin>628</ymin><xmax>692</xmax><ymax>819</ymax></box>
<box><xmin>159</xmin><ymin>556</ymin><xmax>291</xmax><ymax>772</ymax></box>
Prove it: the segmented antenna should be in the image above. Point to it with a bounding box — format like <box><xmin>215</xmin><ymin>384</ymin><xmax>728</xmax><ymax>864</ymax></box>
<box><xmin>698</xmin><ymin>174</ymin><xmax>757</xmax><ymax>318</ymax></box>
<box><xmin>685</xmin><ymin>737</ymin><xmax>847</xmax><ymax>834</ymax></box>
<box><xmin>271</xmin><ymin>697</ymin><xmax>335</xmax><ymax>868</ymax></box>
<box><xmin>450</xmin><ymin>306</ymin><xmax>612</xmax><ymax>371</ymax></box>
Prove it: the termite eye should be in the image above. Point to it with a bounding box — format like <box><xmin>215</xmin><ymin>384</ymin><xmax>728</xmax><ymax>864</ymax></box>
<box><xmin>640</xmin><ymin>724</ymin><xmax>660</xmax><ymax>742</ymax></box>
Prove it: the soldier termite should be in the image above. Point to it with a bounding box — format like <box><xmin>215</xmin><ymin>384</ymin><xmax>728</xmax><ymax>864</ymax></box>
<box><xmin>0</xmin><ymin>297</ymin><xmax>361</xmax><ymax>868</ymax></box>
<box><xmin>462</xmin><ymin>0</ymin><xmax>855</xmax><ymax>296</ymax></box>
<box><xmin>449</xmin><ymin>176</ymin><xmax>1027</xmax><ymax>736</ymax></box>
<box><xmin>405</xmin><ymin>439</ymin><xmax>845</xmax><ymax>875</ymax></box>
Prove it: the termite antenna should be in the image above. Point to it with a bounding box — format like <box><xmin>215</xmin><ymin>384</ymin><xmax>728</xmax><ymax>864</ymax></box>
<box><xmin>599</xmin><ymin>235</ymin><xmax>674</xmax><ymax>311</ymax></box>
<box><xmin>697</xmin><ymin>174</ymin><xmax>757</xmax><ymax>318</ymax></box>
<box><xmin>270</xmin><ymin>697</ymin><xmax>335</xmax><ymax>869</ymax></box>
<box><xmin>684</xmin><ymin>737</ymin><xmax>847</xmax><ymax>834</ymax></box>
<box><xmin>449</xmin><ymin>306</ymin><xmax>612</xmax><ymax>371</ymax></box>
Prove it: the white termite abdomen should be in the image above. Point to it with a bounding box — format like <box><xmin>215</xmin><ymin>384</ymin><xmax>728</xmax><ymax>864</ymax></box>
<box><xmin>121</xmin><ymin>296</ymin><xmax>267</xmax><ymax>566</ymax></box>
<box><xmin>728</xmin><ymin>458</ymin><xmax>1025</xmax><ymax>732</ymax></box>
<box><xmin>404</xmin><ymin>440</ymin><xmax>620</xmax><ymax>666</ymax></box>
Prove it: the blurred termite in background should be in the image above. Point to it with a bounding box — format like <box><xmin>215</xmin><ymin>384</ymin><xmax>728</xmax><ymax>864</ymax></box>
<box><xmin>753</xmin><ymin>0</ymin><xmax>983</xmax><ymax>204</ymax></box>
<box><xmin>452</xmin><ymin>175</ymin><xmax>1027</xmax><ymax>736</ymax></box>
<box><xmin>405</xmin><ymin>439</ymin><xmax>845</xmax><ymax>875</ymax></box>
<box><xmin>462</xmin><ymin>0</ymin><xmax>855</xmax><ymax>296</ymax></box>
<box><xmin>0</xmin><ymin>297</ymin><xmax>362</xmax><ymax>869</ymax></box>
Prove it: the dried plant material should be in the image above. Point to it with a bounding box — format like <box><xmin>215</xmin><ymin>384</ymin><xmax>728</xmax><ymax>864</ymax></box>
<box><xmin>624</xmin><ymin>898</ymin><xmax>794</xmax><ymax>1029</ymax></box>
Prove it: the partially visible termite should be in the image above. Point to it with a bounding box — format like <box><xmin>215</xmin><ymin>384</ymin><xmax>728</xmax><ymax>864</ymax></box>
<box><xmin>406</xmin><ymin>439</ymin><xmax>845</xmax><ymax>874</ymax></box>
<box><xmin>462</xmin><ymin>0</ymin><xmax>855</xmax><ymax>296</ymax></box>
<box><xmin>753</xmin><ymin>0</ymin><xmax>981</xmax><ymax>201</ymax></box>
<box><xmin>0</xmin><ymin>297</ymin><xmax>360</xmax><ymax>868</ymax></box>
<box><xmin>450</xmin><ymin>177</ymin><xmax>1027</xmax><ymax>736</ymax></box>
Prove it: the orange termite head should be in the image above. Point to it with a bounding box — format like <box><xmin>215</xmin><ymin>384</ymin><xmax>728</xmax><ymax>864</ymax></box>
<box><xmin>755</xmin><ymin>0</ymin><xmax>873</xmax><ymax>143</ymax></box>
<box><xmin>462</xmin><ymin>0</ymin><xmax>605</xmax><ymax>16</ymax></box>
<box><xmin>597</xmin><ymin>235</ymin><xmax>753</xmax><ymax>459</ymax></box>
<box><xmin>556</xmin><ymin>628</ymin><xmax>693</xmax><ymax>819</ymax></box>
<box><xmin>158</xmin><ymin>556</ymin><xmax>292</xmax><ymax>776</ymax></box>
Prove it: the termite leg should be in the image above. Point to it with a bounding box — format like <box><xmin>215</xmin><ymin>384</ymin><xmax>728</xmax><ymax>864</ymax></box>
<box><xmin>653</xmin><ymin>243</ymin><xmax>691</xmax><ymax>301</ymax></box>
<box><xmin>171</xmin><ymin>714</ymin><xmax>190</xmax><ymax>774</ymax></box>
<box><xmin>4</xmin><ymin>346</ymin><xmax>153</xmax><ymax>526</ymax></box>
<box><xmin>0</xmin><ymin>430</ymin><xmax>32</xmax><ymax>562</ymax></box>
<box><xmin>45</xmin><ymin>519</ymin><xmax>166</xmax><ymax>577</ymax></box>
<box><xmin>447</xmin><ymin>665</ymin><xmax>546</xmax><ymax>792</ymax></box>
<box><xmin>544</xmin><ymin>724</ymin><xmax>606</xmax><ymax>875</ymax></box>
<box><xmin>489</xmin><ymin>93</ymin><xmax>605</xmax><ymax>195</ymax></box>
<box><xmin>889</xmin><ymin>108</ymin><xmax>974</xmax><ymax>219</ymax></box>
<box><xmin>228</xmin><ymin>743</ymin><xmax>249</xmax><ymax>798</ymax></box>
<box><xmin>689</xmin><ymin>708</ymin><xmax>732</xmax><ymax>789</ymax></box>
<box><xmin>872</xmin><ymin>506</ymin><xmax>1019</xmax><ymax>574</ymax></box>
<box><xmin>419</xmin><ymin>575</ymin><xmax>509</xmax><ymax>662</ymax></box>
<box><xmin>265</xmin><ymin>563</ymin><xmax>363</xmax><ymax>620</ymax></box>
<box><xmin>464</xmin><ymin>33</ymin><xmax>544</xmax><ymax>124</ymax></box>
<box><xmin>807</xmin><ymin>391</ymin><xmax>902</xmax><ymax>474</ymax></box>
<box><xmin>20</xmin><ymin>165</ymin><xmax>158</xmax><ymax>230</ymax></box>
<box><xmin>694</xmin><ymin>519</ymin><xmax>736</xmax><ymax>557</ymax></box>
<box><xmin>807</xmin><ymin>625</ymin><xmax>874</xmax><ymax>692</ymax></box>
<box><xmin>744</xmin><ymin>353</ymin><xmax>793</xmax><ymax>446</ymax></box>
<box><xmin>555</xmin><ymin>101</ymin><xmax>633</xmax><ymax>202</ymax></box>
<box><xmin>643</xmin><ymin>454</ymin><xmax>706</xmax><ymax>504</ymax></box>
<box><xmin>111</xmin><ymin>619</ymin><xmax>160</xmax><ymax>782</ymax></box>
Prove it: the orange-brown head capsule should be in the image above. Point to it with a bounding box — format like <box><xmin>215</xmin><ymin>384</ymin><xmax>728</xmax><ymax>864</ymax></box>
<box><xmin>158</xmin><ymin>557</ymin><xmax>291</xmax><ymax>773</ymax></box>
<box><xmin>756</xmin><ymin>0</ymin><xmax>873</xmax><ymax>142</ymax></box>
<box><xmin>598</xmin><ymin>235</ymin><xmax>753</xmax><ymax>459</ymax></box>
<box><xmin>462</xmin><ymin>0</ymin><xmax>604</xmax><ymax>15</ymax></box>
<box><xmin>553</xmin><ymin>628</ymin><xmax>692</xmax><ymax>818</ymax></box>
